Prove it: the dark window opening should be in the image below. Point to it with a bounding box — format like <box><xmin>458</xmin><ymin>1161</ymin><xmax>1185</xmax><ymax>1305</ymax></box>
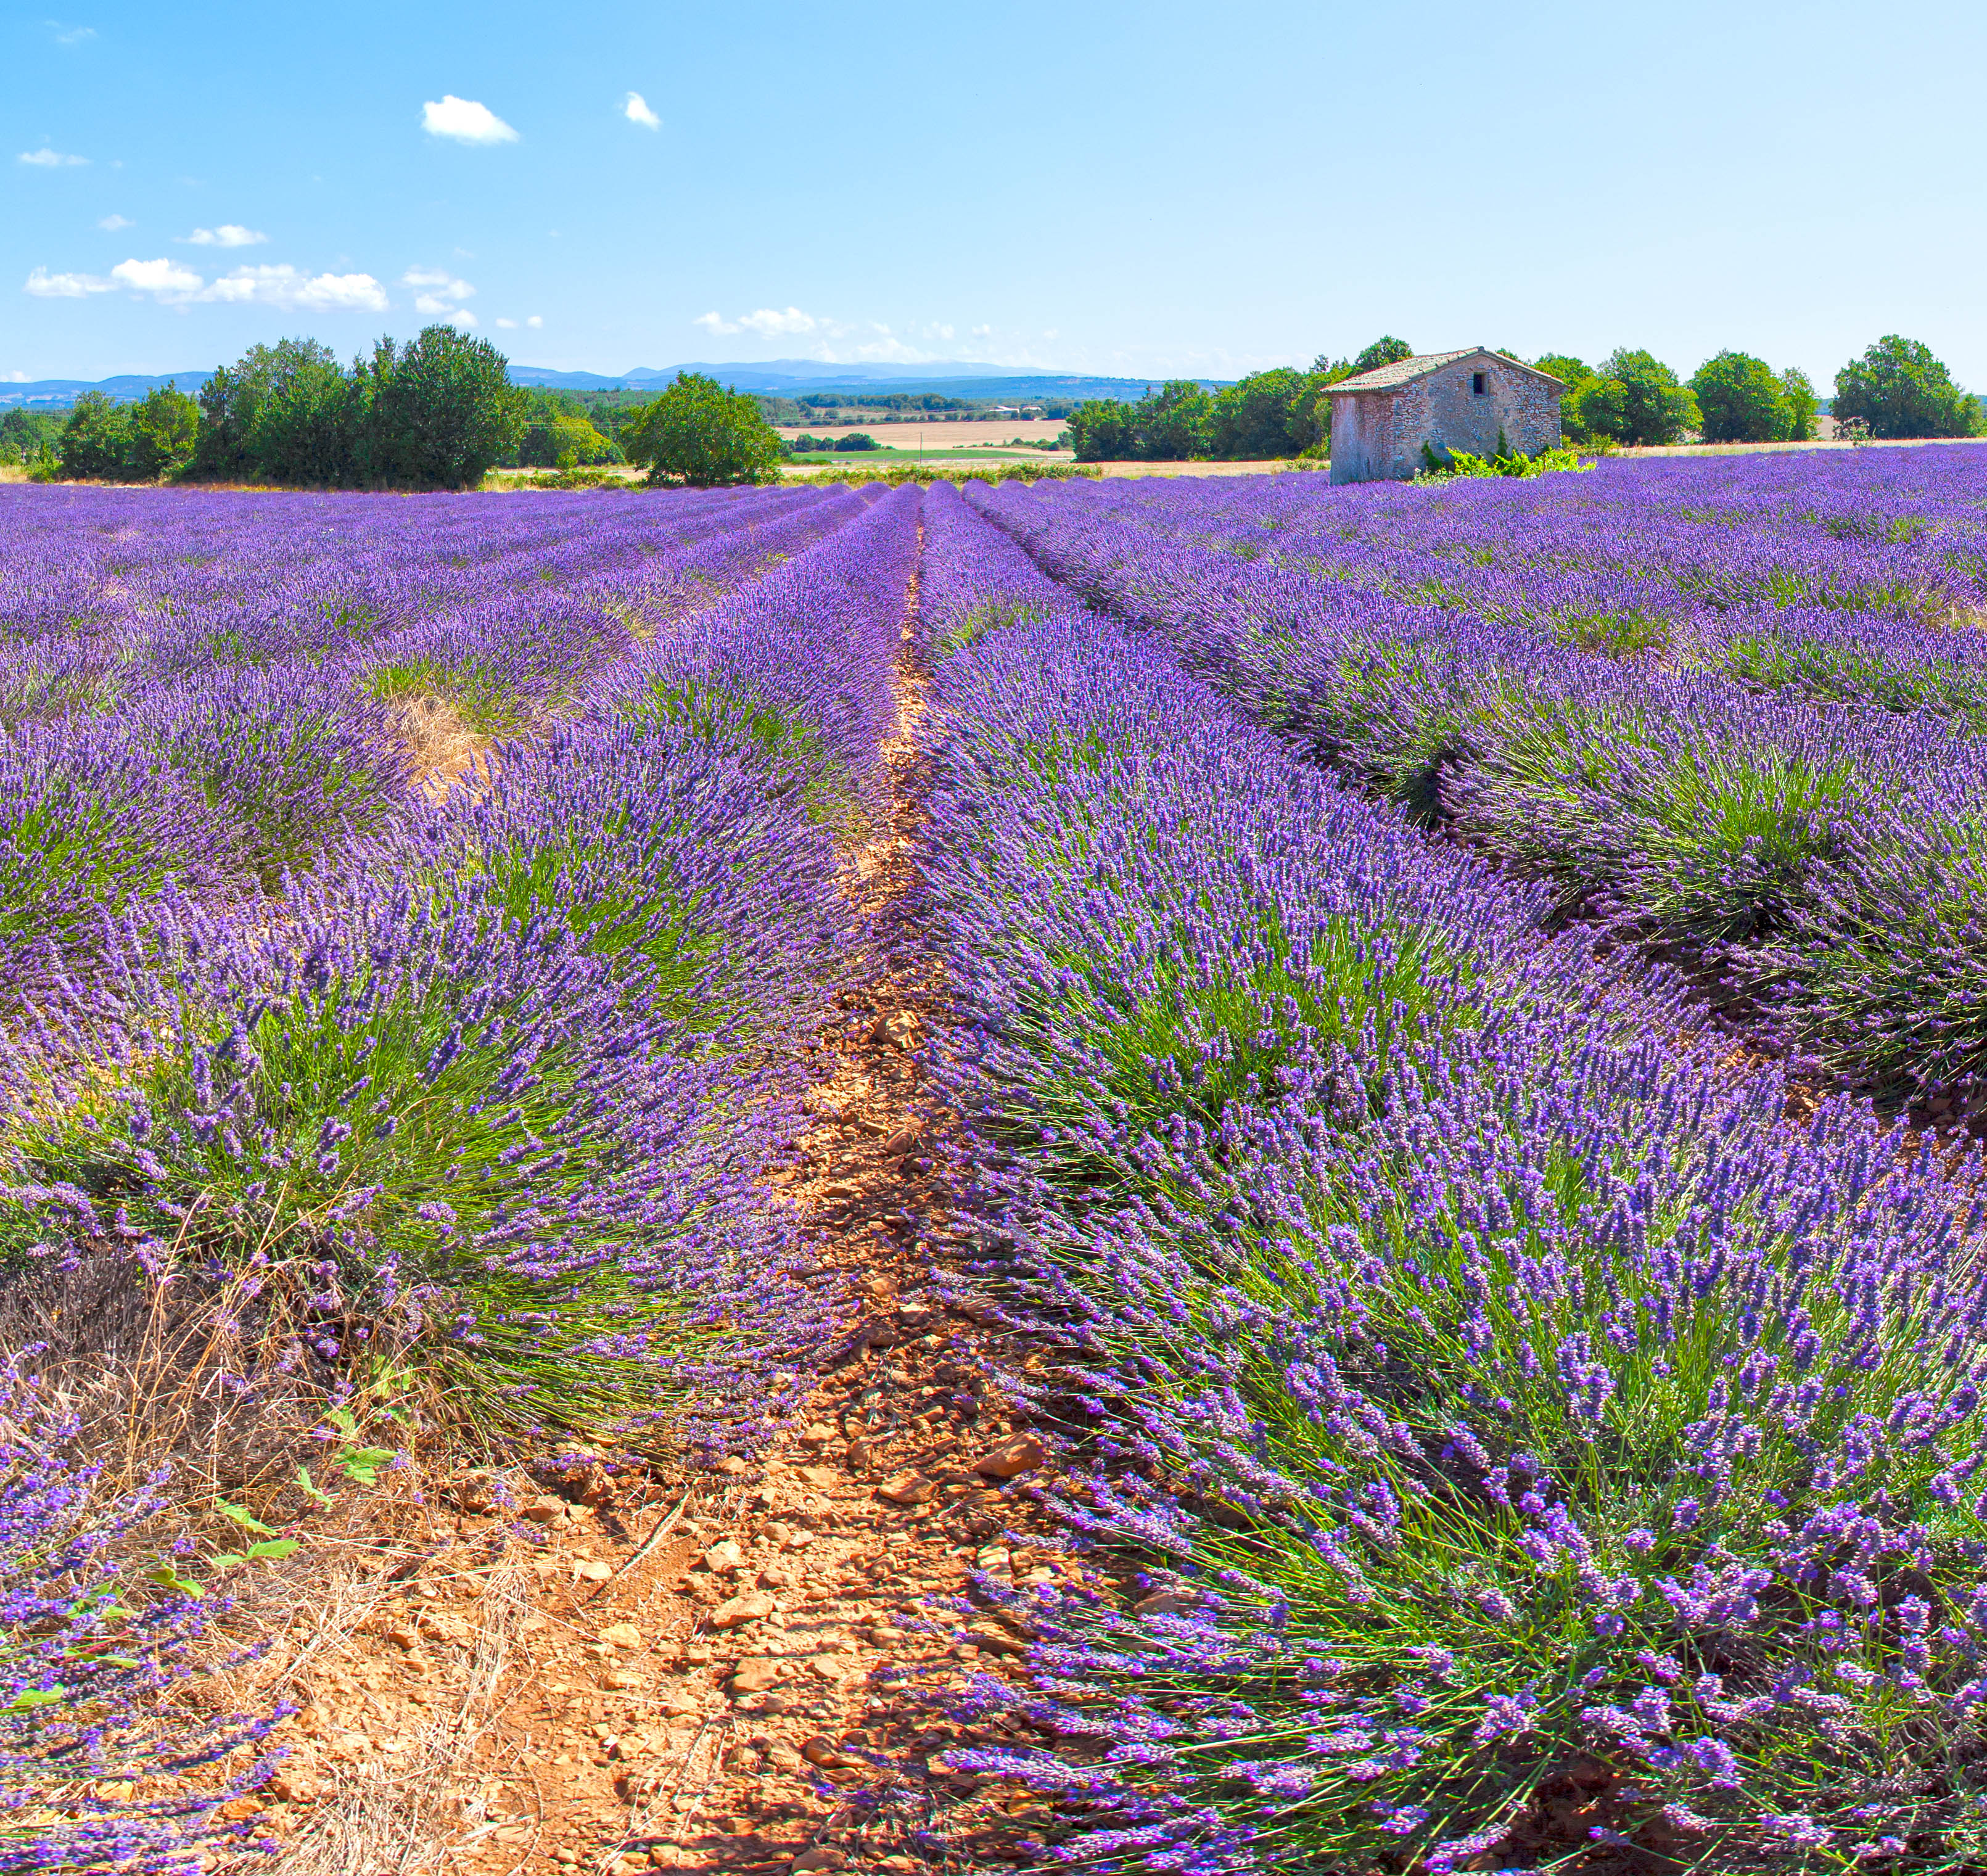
<box><xmin>1471</xmin><ymin>371</ymin><xmax>1487</xmax><ymax>395</ymax></box>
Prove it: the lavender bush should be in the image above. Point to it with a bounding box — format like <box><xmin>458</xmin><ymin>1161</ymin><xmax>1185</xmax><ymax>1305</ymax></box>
<box><xmin>0</xmin><ymin>1362</ymin><xmax>279</xmax><ymax>1873</ymax></box>
<box><xmin>916</xmin><ymin>483</ymin><xmax>1987</xmax><ymax>1874</ymax></box>
<box><xmin>965</xmin><ymin>458</ymin><xmax>1987</xmax><ymax>1096</ymax></box>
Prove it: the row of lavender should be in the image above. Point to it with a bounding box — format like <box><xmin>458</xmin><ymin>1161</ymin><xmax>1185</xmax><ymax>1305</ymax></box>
<box><xmin>1084</xmin><ymin>448</ymin><xmax>1987</xmax><ymax>715</ymax></box>
<box><xmin>913</xmin><ymin>480</ymin><xmax>1987</xmax><ymax>1873</ymax></box>
<box><xmin>967</xmin><ymin>462</ymin><xmax>1987</xmax><ymax>1096</ymax></box>
<box><xmin>0</xmin><ymin>484</ymin><xmax>919</xmax><ymax>1870</ymax></box>
<box><xmin>0</xmin><ymin>483</ymin><xmax>860</xmax><ymax>995</ymax></box>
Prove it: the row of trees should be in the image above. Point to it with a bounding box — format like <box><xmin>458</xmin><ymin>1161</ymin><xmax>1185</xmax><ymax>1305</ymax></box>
<box><xmin>44</xmin><ymin>326</ymin><xmax>529</xmax><ymax>489</ymax></box>
<box><xmin>1064</xmin><ymin>337</ymin><xmax>1415</xmax><ymax>463</ymax></box>
<box><xmin>1065</xmin><ymin>334</ymin><xmax>1982</xmax><ymax>461</ymax></box>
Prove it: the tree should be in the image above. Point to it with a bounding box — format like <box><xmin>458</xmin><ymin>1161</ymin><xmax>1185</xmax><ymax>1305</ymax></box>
<box><xmin>1137</xmin><ymin>381</ymin><xmax>1214</xmax><ymax>459</ymax></box>
<box><xmin>1779</xmin><ymin>368</ymin><xmax>1819</xmax><ymax>442</ymax></box>
<box><xmin>1066</xmin><ymin>398</ymin><xmax>1137</xmax><ymax>462</ymax></box>
<box><xmin>1351</xmin><ymin>335</ymin><xmax>1413</xmax><ymax>375</ymax></box>
<box><xmin>57</xmin><ymin>392</ymin><xmax>134</xmax><ymax>479</ymax></box>
<box><xmin>252</xmin><ymin>345</ymin><xmax>356</xmax><ymax>485</ymax></box>
<box><xmin>620</xmin><ymin>372</ymin><xmax>783</xmax><ymax>487</ymax></box>
<box><xmin>1833</xmin><ymin>335</ymin><xmax>1983</xmax><ymax>440</ymax></box>
<box><xmin>126</xmin><ymin>382</ymin><xmax>200</xmax><ymax>479</ymax></box>
<box><xmin>1690</xmin><ymin>350</ymin><xmax>1790</xmax><ymax>444</ymax></box>
<box><xmin>1211</xmin><ymin>368</ymin><xmax>1324</xmax><ymax>459</ymax></box>
<box><xmin>1575</xmin><ymin>349</ymin><xmax>1699</xmax><ymax>446</ymax></box>
<box><xmin>191</xmin><ymin>338</ymin><xmax>350</xmax><ymax>482</ymax></box>
<box><xmin>513</xmin><ymin>393</ymin><xmax>618</xmax><ymax>467</ymax></box>
<box><xmin>361</xmin><ymin>326</ymin><xmax>526</xmax><ymax>489</ymax></box>
<box><xmin>0</xmin><ymin>409</ymin><xmax>62</xmax><ymax>467</ymax></box>
<box><xmin>1531</xmin><ymin>355</ymin><xmax>1599</xmax><ymax>442</ymax></box>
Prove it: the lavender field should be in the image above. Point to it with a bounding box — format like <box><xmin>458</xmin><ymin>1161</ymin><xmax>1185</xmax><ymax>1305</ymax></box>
<box><xmin>11</xmin><ymin>451</ymin><xmax>1987</xmax><ymax>1874</ymax></box>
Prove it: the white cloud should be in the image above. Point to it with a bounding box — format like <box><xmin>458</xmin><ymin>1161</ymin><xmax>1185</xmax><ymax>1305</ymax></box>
<box><xmin>444</xmin><ymin>308</ymin><xmax>476</xmax><ymax>328</ymax></box>
<box><xmin>97</xmin><ymin>213</ymin><xmax>133</xmax><ymax>230</ymax></box>
<box><xmin>184</xmin><ymin>224</ymin><xmax>266</xmax><ymax>247</ymax></box>
<box><xmin>402</xmin><ymin>266</ymin><xmax>475</xmax><ymax>315</ymax></box>
<box><xmin>202</xmin><ymin>265</ymin><xmax>388</xmax><ymax>310</ymax></box>
<box><xmin>25</xmin><ymin>252</ymin><xmax>386</xmax><ymax>311</ymax></box>
<box><xmin>495</xmin><ymin>315</ymin><xmax>541</xmax><ymax>330</ymax></box>
<box><xmin>624</xmin><ymin>91</ymin><xmax>660</xmax><ymax>130</ymax></box>
<box><xmin>25</xmin><ymin>266</ymin><xmax>112</xmax><ymax>297</ymax></box>
<box><xmin>49</xmin><ymin>22</ymin><xmax>97</xmax><ymax>45</ymax></box>
<box><xmin>111</xmin><ymin>256</ymin><xmax>203</xmax><ymax>298</ymax></box>
<box><xmin>495</xmin><ymin>316</ymin><xmax>516</xmax><ymax>329</ymax></box>
<box><xmin>695</xmin><ymin>306</ymin><xmax>818</xmax><ymax>339</ymax></box>
<box><xmin>421</xmin><ymin>96</ymin><xmax>517</xmax><ymax>145</ymax></box>
<box><xmin>2</xmin><ymin>370</ymin><xmax>28</xmax><ymax>382</ymax></box>
<box><xmin>527</xmin><ymin>315</ymin><xmax>542</xmax><ymax>328</ymax></box>
<box><xmin>19</xmin><ymin>147</ymin><xmax>88</xmax><ymax>167</ymax></box>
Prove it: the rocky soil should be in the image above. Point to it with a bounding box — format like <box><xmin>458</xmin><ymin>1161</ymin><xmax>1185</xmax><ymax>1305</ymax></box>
<box><xmin>221</xmin><ymin>549</ymin><xmax>1091</xmax><ymax>1876</ymax></box>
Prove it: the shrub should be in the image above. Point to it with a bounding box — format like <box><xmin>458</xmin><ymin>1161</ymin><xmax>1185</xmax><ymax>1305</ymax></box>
<box><xmin>0</xmin><ymin>864</ymin><xmax>807</xmax><ymax>1447</ymax></box>
<box><xmin>0</xmin><ymin>1364</ymin><xmax>281</xmax><ymax>1873</ymax></box>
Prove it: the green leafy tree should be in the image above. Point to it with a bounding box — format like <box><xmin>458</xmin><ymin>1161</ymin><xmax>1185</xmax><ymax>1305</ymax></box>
<box><xmin>1833</xmin><ymin>335</ymin><xmax>1983</xmax><ymax>439</ymax></box>
<box><xmin>1137</xmin><ymin>380</ymin><xmax>1214</xmax><ymax>459</ymax></box>
<box><xmin>1211</xmin><ymin>368</ymin><xmax>1323</xmax><ymax>459</ymax></box>
<box><xmin>1351</xmin><ymin>335</ymin><xmax>1413</xmax><ymax>374</ymax></box>
<box><xmin>1690</xmin><ymin>350</ymin><xmax>1790</xmax><ymax>444</ymax></box>
<box><xmin>1575</xmin><ymin>349</ymin><xmax>1699</xmax><ymax>446</ymax></box>
<box><xmin>252</xmin><ymin>345</ymin><xmax>356</xmax><ymax>485</ymax></box>
<box><xmin>126</xmin><ymin>383</ymin><xmax>200</xmax><ymax>479</ymax></box>
<box><xmin>0</xmin><ymin>409</ymin><xmax>62</xmax><ymax>467</ymax></box>
<box><xmin>360</xmin><ymin>326</ymin><xmax>527</xmax><ymax>489</ymax></box>
<box><xmin>1065</xmin><ymin>399</ymin><xmax>1137</xmax><ymax>461</ymax></box>
<box><xmin>1779</xmin><ymin>366</ymin><xmax>1819</xmax><ymax>442</ymax></box>
<box><xmin>514</xmin><ymin>394</ymin><xmax>617</xmax><ymax>467</ymax></box>
<box><xmin>1531</xmin><ymin>355</ymin><xmax>1598</xmax><ymax>443</ymax></box>
<box><xmin>57</xmin><ymin>391</ymin><xmax>135</xmax><ymax>480</ymax></box>
<box><xmin>191</xmin><ymin>338</ymin><xmax>350</xmax><ymax>482</ymax></box>
<box><xmin>620</xmin><ymin>372</ymin><xmax>784</xmax><ymax>487</ymax></box>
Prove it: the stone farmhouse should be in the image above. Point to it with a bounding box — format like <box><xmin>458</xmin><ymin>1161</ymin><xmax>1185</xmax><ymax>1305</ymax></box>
<box><xmin>1327</xmin><ymin>348</ymin><xmax>1565</xmax><ymax>483</ymax></box>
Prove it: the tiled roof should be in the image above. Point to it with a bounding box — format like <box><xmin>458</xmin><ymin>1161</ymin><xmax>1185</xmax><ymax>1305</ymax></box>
<box><xmin>1329</xmin><ymin>348</ymin><xmax>1568</xmax><ymax>394</ymax></box>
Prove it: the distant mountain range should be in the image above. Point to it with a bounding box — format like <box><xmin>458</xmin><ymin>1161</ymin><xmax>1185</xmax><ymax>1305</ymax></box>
<box><xmin>3</xmin><ymin>360</ymin><xmax>1193</xmax><ymax>409</ymax></box>
<box><xmin>2</xmin><ymin>371</ymin><xmax>215</xmax><ymax>408</ymax></box>
<box><xmin>509</xmin><ymin>360</ymin><xmax>1186</xmax><ymax>398</ymax></box>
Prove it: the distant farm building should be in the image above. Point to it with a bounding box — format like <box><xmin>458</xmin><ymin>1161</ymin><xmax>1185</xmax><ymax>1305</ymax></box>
<box><xmin>1327</xmin><ymin>348</ymin><xmax>1564</xmax><ymax>483</ymax></box>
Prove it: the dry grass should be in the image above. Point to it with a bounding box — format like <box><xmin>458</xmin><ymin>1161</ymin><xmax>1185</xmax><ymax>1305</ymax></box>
<box><xmin>383</xmin><ymin>691</ymin><xmax>498</xmax><ymax>801</ymax></box>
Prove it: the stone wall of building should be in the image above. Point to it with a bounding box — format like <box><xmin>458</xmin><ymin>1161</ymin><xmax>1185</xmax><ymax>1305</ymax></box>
<box><xmin>1330</xmin><ymin>354</ymin><xmax>1561</xmax><ymax>483</ymax></box>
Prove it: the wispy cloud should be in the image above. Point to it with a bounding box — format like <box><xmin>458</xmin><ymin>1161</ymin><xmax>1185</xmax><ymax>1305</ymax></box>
<box><xmin>19</xmin><ymin>147</ymin><xmax>88</xmax><ymax>168</ymax></box>
<box><xmin>97</xmin><ymin>213</ymin><xmax>133</xmax><ymax>230</ymax></box>
<box><xmin>183</xmin><ymin>224</ymin><xmax>266</xmax><ymax>247</ymax></box>
<box><xmin>694</xmin><ymin>306</ymin><xmax>819</xmax><ymax>339</ymax></box>
<box><xmin>420</xmin><ymin>96</ymin><xmax>517</xmax><ymax>145</ymax></box>
<box><xmin>401</xmin><ymin>266</ymin><xmax>475</xmax><ymax>317</ymax></box>
<box><xmin>624</xmin><ymin>91</ymin><xmax>661</xmax><ymax>130</ymax></box>
<box><xmin>24</xmin><ymin>266</ymin><xmax>114</xmax><ymax>297</ymax></box>
<box><xmin>47</xmin><ymin>22</ymin><xmax>96</xmax><ymax>46</ymax></box>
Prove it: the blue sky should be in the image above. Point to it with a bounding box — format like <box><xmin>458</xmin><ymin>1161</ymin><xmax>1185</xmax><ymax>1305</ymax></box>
<box><xmin>4</xmin><ymin>0</ymin><xmax>1984</xmax><ymax>387</ymax></box>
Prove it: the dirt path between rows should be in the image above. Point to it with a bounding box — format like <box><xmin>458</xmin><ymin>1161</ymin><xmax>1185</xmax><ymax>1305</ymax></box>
<box><xmin>230</xmin><ymin>541</ymin><xmax>1075</xmax><ymax>1876</ymax></box>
